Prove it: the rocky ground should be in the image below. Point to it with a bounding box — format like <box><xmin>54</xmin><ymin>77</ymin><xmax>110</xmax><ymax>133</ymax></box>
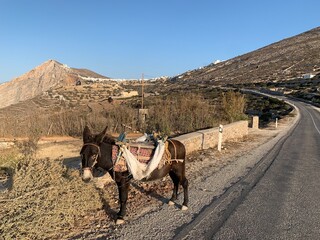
<box><xmin>26</xmin><ymin>111</ymin><xmax>297</xmax><ymax>239</ymax></box>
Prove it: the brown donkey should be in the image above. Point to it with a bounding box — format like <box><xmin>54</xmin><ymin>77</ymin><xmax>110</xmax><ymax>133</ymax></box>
<box><xmin>80</xmin><ymin>126</ymin><xmax>189</xmax><ymax>224</ymax></box>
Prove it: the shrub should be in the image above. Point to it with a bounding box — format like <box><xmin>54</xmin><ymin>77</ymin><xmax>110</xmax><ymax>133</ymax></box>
<box><xmin>221</xmin><ymin>91</ymin><xmax>247</xmax><ymax>122</ymax></box>
<box><xmin>145</xmin><ymin>93</ymin><xmax>218</xmax><ymax>135</ymax></box>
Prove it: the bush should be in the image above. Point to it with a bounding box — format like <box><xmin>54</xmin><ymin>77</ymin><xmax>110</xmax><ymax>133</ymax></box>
<box><xmin>14</xmin><ymin>126</ymin><xmax>42</xmax><ymax>159</ymax></box>
<box><xmin>221</xmin><ymin>91</ymin><xmax>247</xmax><ymax>122</ymax></box>
<box><xmin>146</xmin><ymin>93</ymin><xmax>218</xmax><ymax>135</ymax></box>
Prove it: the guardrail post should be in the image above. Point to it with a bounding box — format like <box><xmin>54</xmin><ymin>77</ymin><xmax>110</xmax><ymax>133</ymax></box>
<box><xmin>251</xmin><ymin>116</ymin><xmax>259</xmax><ymax>129</ymax></box>
<box><xmin>218</xmin><ymin>124</ymin><xmax>223</xmax><ymax>152</ymax></box>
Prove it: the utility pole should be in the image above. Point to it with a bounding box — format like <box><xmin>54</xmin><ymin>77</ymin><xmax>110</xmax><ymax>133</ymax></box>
<box><xmin>141</xmin><ymin>73</ymin><xmax>144</xmax><ymax>109</ymax></box>
<box><xmin>138</xmin><ymin>73</ymin><xmax>148</xmax><ymax>131</ymax></box>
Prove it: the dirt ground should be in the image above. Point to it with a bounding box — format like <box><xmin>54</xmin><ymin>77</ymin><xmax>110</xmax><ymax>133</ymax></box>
<box><xmin>25</xmin><ymin>114</ymin><xmax>297</xmax><ymax>239</ymax></box>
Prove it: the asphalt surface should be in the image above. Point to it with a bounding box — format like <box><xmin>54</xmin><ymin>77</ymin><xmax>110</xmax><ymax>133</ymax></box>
<box><xmin>174</xmin><ymin>99</ymin><xmax>320</xmax><ymax>240</ymax></box>
<box><xmin>212</xmin><ymin>100</ymin><xmax>320</xmax><ymax>239</ymax></box>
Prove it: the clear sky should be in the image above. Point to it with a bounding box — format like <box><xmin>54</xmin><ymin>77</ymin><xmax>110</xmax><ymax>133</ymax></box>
<box><xmin>0</xmin><ymin>0</ymin><xmax>319</xmax><ymax>83</ymax></box>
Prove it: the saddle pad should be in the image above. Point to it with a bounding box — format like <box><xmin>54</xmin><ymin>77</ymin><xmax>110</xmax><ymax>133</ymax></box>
<box><xmin>111</xmin><ymin>144</ymin><xmax>169</xmax><ymax>172</ymax></box>
<box><xmin>112</xmin><ymin>145</ymin><xmax>155</xmax><ymax>162</ymax></box>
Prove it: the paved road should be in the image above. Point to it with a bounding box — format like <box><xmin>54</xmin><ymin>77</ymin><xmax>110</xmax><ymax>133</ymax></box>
<box><xmin>175</xmin><ymin>100</ymin><xmax>320</xmax><ymax>240</ymax></box>
<box><xmin>213</xmin><ymin>100</ymin><xmax>320</xmax><ymax>239</ymax></box>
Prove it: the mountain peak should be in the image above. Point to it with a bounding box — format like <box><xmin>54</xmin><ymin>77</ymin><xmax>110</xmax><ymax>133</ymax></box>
<box><xmin>45</xmin><ymin>59</ymin><xmax>59</xmax><ymax>64</ymax></box>
<box><xmin>35</xmin><ymin>59</ymin><xmax>65</xmax><ymax>70</ymax></box>
<box><xmin>0</xmin><ymin>60</ymin><xmax>109</xmax><ymax>109</ymax></box>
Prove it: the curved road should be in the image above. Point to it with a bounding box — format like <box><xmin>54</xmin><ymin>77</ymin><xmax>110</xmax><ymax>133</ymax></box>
<box><xmin>176</xmin><ymin>99</ymin><xmax>320</xmax><ymax>240</ymax></box>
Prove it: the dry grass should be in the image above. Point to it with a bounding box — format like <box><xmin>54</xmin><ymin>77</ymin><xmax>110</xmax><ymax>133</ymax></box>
<box><xmin>145</xmin><ymin>93</ymin><xmax>221</xmax><ymax>135</ymax></box>
<box><xmin>0</xmin><ymin>92</ymin><xmax>224</xmax><ymax>138</ymax></box>
<box><xmin>0</xmin><ymin>157</ymin><xmax>113</xmax><ymax>239</ymax></box>
<box><xmin>221</xmin><ymin>91</ymin><xmax>247</xmax><ymax>122</ymax></box>
<box><xmin>0</xmin><ymin>89</ymin><xmax>249</xmax><ymax>138</ymax></box>
<box><xmin>0</xmin><ymin>148</ymin><xmax>20</xmax><ymax>169</ymax></box>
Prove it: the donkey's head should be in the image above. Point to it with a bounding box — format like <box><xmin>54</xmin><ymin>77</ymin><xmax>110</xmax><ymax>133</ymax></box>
<box><xmin>80</xmin><ymin>125</ymin><xmax>108</xmax><ymax>182</ymax></box>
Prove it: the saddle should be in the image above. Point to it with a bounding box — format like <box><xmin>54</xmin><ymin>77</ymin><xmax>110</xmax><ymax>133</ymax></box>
<box><xmin>112</xmin><ymin>139</ymin><xmax>171</xmax><ymax>172</ymax></box>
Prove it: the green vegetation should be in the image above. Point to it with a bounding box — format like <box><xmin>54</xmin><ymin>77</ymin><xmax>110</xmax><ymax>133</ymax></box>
<box><xmin>232</xmin><ymin>77</ymin><xmax>320</xmax><ymax>107</ymax></box>
<box><xmin>245</xmin><ymin>94</ymin><xmax>293</xmax><ymax>126</ymax></box>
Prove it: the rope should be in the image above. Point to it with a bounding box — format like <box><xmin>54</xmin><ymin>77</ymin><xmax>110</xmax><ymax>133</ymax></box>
<box><xmin>167</xmin><ymin>139</ymin><xmax>177</xmax><ymax>159</ymax></box>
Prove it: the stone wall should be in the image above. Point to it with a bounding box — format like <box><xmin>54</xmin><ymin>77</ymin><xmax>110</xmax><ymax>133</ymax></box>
<box><xmin>173</xmin><ymin>120</ymin><xmax>249</xmax><ymax>154</ymax></box>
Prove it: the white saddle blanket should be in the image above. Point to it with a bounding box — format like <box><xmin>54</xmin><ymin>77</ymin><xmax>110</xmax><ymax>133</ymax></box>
<box><xmin>121</xmin><ymin>140</ymin><xmax>165</xmax><ymax>180</ymax></box>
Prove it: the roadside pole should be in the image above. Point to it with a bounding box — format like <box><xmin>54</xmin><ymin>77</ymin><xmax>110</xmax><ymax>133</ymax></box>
<box><xmin>218</xmin><ymin>125</ymin><xmax>223</xmax><ymax>152</ymax></box>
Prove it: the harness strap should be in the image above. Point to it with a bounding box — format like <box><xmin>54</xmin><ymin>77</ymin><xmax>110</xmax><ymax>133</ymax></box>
<box><xmin>82</xmin><ymin>143</ymin><xmax>101</xmax><ymax>156</ymax></box>
<box><xmin>167</xmin><ymin>139</ymin><xmax>177</xmax><ymax>159</ymax></box>
<box><xmin>165</xmin><ymin>139</ymin><xmax>184</xmax><ymax>164</ymax></box>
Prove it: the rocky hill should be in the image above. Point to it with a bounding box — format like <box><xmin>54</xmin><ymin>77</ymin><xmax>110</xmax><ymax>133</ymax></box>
<box><xmin>2</xmin><ymin>27</ymin><xmax>319</xmax><ymax>111</ymax></box>
<box><xmin>1</xmin><ymin>26</ymin><xmax>319</xmax><ymax>137</ymax></box>
<box><xmin>0</xmin><ymin>60</ymin><xmax>110</xmax><ymax>109</ymax></box>
<box><xmin>171</xmin><ymin>27</ymin><xmax>320</xmax><ymax>85</ymax></box>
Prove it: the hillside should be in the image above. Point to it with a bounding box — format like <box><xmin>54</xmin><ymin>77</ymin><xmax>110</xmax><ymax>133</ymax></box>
<box><xmin>0</xmin><ymin>27</ymin><xmax>319</xmax><ymax>137</ymax></box>
<box><xmin>171</xmin><ymin>27</ymin><xmax>320</xmax><ymax>85</ymax></box>
<box><xmin>0</xmin><ymin>60</ymin><xmax>110</xmax><ymax>109</ymax></box>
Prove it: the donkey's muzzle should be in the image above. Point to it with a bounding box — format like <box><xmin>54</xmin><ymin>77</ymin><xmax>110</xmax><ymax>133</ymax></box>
<box><xmin>82</xmin><ymin>168</ymin><xmax>93</xmax><ymax>182</ymax></box>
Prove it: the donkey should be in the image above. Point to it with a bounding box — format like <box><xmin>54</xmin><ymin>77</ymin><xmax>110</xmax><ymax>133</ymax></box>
<box><xmin>80</xmin><ymin>125</ymin><xmax>189</xmax><ymax>224</ymax></box>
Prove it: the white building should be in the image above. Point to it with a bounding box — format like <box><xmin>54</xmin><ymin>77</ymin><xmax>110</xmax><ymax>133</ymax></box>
<box><xmin>302</xmin><ymin>73</ymin><xmax>315</xmax><ymax>79</ymax></box>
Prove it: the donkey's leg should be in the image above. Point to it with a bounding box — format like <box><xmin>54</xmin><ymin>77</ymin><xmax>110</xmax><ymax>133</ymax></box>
<box><xmin>169</xmin><ymin>171</ymin><xmax>179</xmax><ymax>205</ymax></box>
<box><xmin>116</xmin><ymin>178</ymin><xmax>130</xmax><ymax>224</ymax></box>
<box><xmin>173</xmin><ymin>163</ymin><xmax>189</xmax><ymax>210</ymax></box>
<box><xmin>181</xmin><ymin>176</ymin><xmax>189</xmax><ymax>210</ymax></box>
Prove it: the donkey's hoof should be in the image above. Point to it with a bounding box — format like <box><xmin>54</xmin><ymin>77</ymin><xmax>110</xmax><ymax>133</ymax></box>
<box><xmin>181</xmin><ymin>205</ymin><xmax>188</xmax><ymax>211</ymax></box>
<box><xmin>168</xmin><ymin>200</ymin><xmax>175</xmax><ymax>206</ymax></box>
<box><xmin>116</xmin><ymin>219</ymin><xmax>125</xmax><ymax>225</ymax></box>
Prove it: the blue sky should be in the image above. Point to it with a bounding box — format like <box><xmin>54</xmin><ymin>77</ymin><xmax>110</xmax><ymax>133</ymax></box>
<box><xmin>0</xmin><ymin>0</ymin><xmax>319</xmax><ymax>83</ymax></box>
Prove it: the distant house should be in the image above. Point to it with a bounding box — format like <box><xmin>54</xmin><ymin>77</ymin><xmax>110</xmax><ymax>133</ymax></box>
<box><xmin>75</xmin><ymin>80</ymin><xmax>82</xmax><ymax>86</ymax></box>
<box><xmin>302</xmin><ymin>73</ymin><xmax>315</xmax><ymax>79</ymax></box>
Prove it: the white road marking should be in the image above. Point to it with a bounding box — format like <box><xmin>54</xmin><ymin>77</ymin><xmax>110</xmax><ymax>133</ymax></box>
<box><xmin>306</xmin><ymin>108</ymin><xmax>320</xmax><ymax>135</ymax></box>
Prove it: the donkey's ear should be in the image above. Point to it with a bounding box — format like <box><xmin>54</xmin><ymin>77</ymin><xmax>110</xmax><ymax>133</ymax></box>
<box><xmin>96</xmin><ymin>125</ymin><xmax>108</xmax><ymax>143</ymax></box>
<box><xmin>83</xmin><ymin>125</ymin><xmax>93</xmax><ymax>143</ymax></box>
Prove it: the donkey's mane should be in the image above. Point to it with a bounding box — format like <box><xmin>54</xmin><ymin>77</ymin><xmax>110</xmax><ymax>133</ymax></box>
<box><xmin>103</xmin><ymin>134</ymin><xmax>116</xmax><ymax>144</ymax></box>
